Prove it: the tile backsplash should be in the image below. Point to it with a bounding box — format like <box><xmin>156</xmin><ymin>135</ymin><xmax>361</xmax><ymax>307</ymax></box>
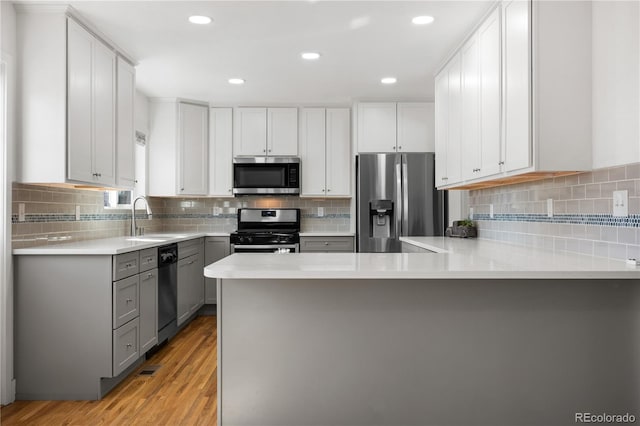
<box><xmin>11</xmin><ymin>183</ymin><xmax>351</xmax><ymax>248</ymax></box>
<box><xmin>467</xmin><ymin>163</ymin><xmax>640</xmax><ymax>260</ymax></box>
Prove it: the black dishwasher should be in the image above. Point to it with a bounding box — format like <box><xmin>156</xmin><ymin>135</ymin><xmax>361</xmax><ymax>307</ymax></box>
<box><xmin>157</xmin><ymin>243</ymin><xmax>178</xmax><ymax>343</ymax></box>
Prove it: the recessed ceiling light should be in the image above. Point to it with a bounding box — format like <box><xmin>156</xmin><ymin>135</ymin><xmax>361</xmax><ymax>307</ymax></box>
<box><xmin>412</xmin><ymin>15</ymin><xmax>435</xmax><ymax>25</ymax></box>
<box><xmin>188</xmin><ymin>15</ymin><xmax>212</xmax><ymax>25</ymax></box>
<box><xmin>228</xmin><ymin>78</ymin><xmax>245</xmax><ymax>85</ymax></box>
<box><xmin>381</xmin><ymin>77</ymin><xmax>397</xmax><ymax>85</ymax></box>
<box><xmin>301</xmin><ymin>52</ymin><xmax>321</xmax><ymax>60</ymax></box>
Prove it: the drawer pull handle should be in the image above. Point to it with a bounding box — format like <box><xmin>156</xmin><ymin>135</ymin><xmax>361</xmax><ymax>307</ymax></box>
<box><xmin>147</xmin><ymin>257</ymin><xmax>154</xmax><ymax>262</ymax></box>
<box><xmin>324</xmin><ymin>242</ymin><xmax>329</xmax><ymax>245</ymax></box>
<box><xmin>188</xmin><ymin>260</ymin><xmax>195</xmax><ymax>265</ymax></box>
<box><xmin>126</xmin><ymin>343</ymin><xmax>132</xmax><ymax>348</ymax></box>
<box><xmin>126</xmin><ymin>298</ymin><xmax>133</xmax><ymax>303</ymax></box>
<box><xmin>147</xmin><ymin>273</ymin><xmax>153</xmax><ymax>278</ymax></box>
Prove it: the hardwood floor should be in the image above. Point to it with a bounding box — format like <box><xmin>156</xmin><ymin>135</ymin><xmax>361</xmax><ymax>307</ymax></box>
<box><xmin>0</xmin><ymin>315</ymin><xmax>217</xmax><ymax>425</ymax></box>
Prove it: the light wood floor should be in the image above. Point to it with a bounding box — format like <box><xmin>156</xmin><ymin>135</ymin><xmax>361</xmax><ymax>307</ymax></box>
<box><xmin>0</xmin><ymin>315</ymin><xmax>217</xmax><ymax>425</ymax></box>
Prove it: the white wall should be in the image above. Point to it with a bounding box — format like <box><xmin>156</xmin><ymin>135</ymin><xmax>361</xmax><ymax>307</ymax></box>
<box><xmin>1</xmin><ymin>0</ymin><xmax>17</xmax><ymax>406</ymax></box>
<box><xmin>592</xmin><ymin>1</ymin><xmax>640</xmax><ymax>169</ymax></box>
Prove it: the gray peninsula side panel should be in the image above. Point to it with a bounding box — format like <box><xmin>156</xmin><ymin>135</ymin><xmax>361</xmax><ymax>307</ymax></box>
<box><xmin>219</xmin><ymin>278</ymin><xmax>640</xmax><ymax>426</ymax></box>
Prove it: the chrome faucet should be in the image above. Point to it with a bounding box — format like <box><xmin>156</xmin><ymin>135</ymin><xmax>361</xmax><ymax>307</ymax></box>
<box><xmin>131</xmin><ymin>196</ymin><xmax>153</xmax><ymax>236</ymax></box>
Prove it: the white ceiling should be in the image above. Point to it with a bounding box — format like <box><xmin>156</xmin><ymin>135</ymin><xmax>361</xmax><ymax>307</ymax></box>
<box><xmin>65</xmin><ymin>0</ymin><xmax>494</xmax><ymax>105</ymax></box>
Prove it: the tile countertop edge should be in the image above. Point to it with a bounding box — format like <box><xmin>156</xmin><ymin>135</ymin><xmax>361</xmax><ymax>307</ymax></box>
<box><xmin>12</xmin><ymin>232</ymin><xmax>230</xmax><ymax>256</ymax></box>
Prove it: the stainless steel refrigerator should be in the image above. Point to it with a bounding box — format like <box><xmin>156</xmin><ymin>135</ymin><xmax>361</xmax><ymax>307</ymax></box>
<box><xmin>356</xmin><ymin>152</ymin><xmax>447</xmax><ymax>253</ymax></box>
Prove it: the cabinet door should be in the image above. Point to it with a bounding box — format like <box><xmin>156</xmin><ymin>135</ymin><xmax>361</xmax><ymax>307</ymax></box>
<box><xmin>204</xmin><ymin>237</ymin><xmax>230</xmax><ymax>304</ymax></box>
<box><xmin>299</xmin><ymin>108</ymin><xmax>327</xmax><ymax>197</ymax></box>
<box><xmin>267</xmin><ymin>108</ymin><xmax>298</xmax><ymax>155</ymax></box>
<box><xmin>139</xmin><ymin>268</ymin><xmax>158</xmax><ymax>354</ymax></box>
<box><xmin>325</xmin><ymin>108</ymin><xmax>351</xmax><ymax>197</ymax></box>
<box><xmin>434</xmin><ymin>72</ymin><xmax>449</xmax><ymax>187</ymax></box>
<box><xmin>178</xmin><ymin>103</ymin><xmax>208</xmax><ymax>195</ymax></box>
<box><xmin>397</xmin><ymin>103</ymin><xmax>431</xmax><ymax>152</ymax></box>
<box><xmin>177</xmin><ymin>256</ymin><xmax>192</xmax><ymax>326</ymax></box>
<box><xmin>190</xmin><ymin>250</ymin><xmax>204</xmax><ymax>314</ymax></box>
<box><xmin>67</xmin><ymin>19</ymin><xmax>94</xmax><ymax>184</ymax></box>
<box><xmin>460</xmin><ymin>35</ymin><xmax>480</xmax><ymax>181</ymax></box>
<box><xmin>116</xmin><ymin>57</ymin><xmax>136</xmax><ymax>189</ymax></box>
<box><xmin>209</xmin><ymin>108</ymin><xmax>234</xmax><ymax>197</ymax></box>
<box><xmin>502</xmin><ymin>0</ymin><xmax>531</xmax><ymax>172</ymax></box>
<box><xmin>234</xmin><ymin>107</ymin><xmax>267</xmax><ymax>155</ymax></box>
<box><xmin>92</xmin><ymin>39</ymin><xmax>117</xmax><ymax>186</ymax></box>
<box><xmin>357</xmin><ymin>103</ymin><xmax>397</xmax><ymax>153</ymax></box>
<box><xmin>446</xmin><ymin>55</ymin><xmax>463</xmax><ymax>185</ymax></box>
<box><xmin>479</xmin><ymin>7</ymin><xmax>502</xmax><ymax>178</ymax></box>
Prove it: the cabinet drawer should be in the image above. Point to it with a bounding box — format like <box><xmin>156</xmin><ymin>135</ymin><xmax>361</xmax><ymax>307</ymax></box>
<box><xmin>139</xmin><ymin>247</ymin><xmax>157</xmax><ymax>272</ymax></box>
<box><xmin>113</xmin><ymin>275</ymin><xmax>139</xmax><ymax>329</ymax></box>
<box><xmin>113</xmin><ymin>317</ymin><xmax>140</xmax><ymax>376</ymax></box>
<box><xmin>113</xmin><ymin>251</ymin><xmax>139</xmax><ymax>280</ymax></box>
<box><xmin>300</xmin><ymin>236</ymin><xmax>355</xmax><ymax>252</ymax></box>
<box><xmin>178</xmin><ymin>238</ymin><xmax>203</xmax><ymax>259</ymax></box>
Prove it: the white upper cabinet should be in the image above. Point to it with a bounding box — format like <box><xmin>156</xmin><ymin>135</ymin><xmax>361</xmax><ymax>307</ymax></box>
<box><xmin>357</xmin><ymin>103</ymin><xmax>397</xmax><ymax>153</ymax></box>
<box><xmin>116</xmin><ymin>57</ymin><xmax>136</xmax><ymax>189</ymax></box>
<box><xmin>267</xmin><ymin>108</ymin><xmax>298</xmax><ymax>155</ymax></box>
<box><xmin>299</xmin><ymin>108</ymin><xmax>351</xmax><ymax>197</ymax></box>
<box><xmin>148</xmin><ymin>99</ymin><xmax>209</xmax><ymax>196</ymax></box>
<box><xmin>67</xmin><ymin>18</ymin><xmax>116</xmax><ymax>187</ymax></box>
<box><xmin>446</xmin><ymin>55</ymin><xmax>463</xmax><ymax>186</ymax></box>
<box><xmin>16</xmin><ymin>6</ymin><xmax>135</xmax><ymax>188</ymax></box>
<box><xmin>592</xmin><ymin>1</ymin><xmax>640</xmax><ymax>169</ymax></box>
<box><xmin>234</xmin><ymin>107</ymin><xmax>298</xmax><ymax>156</ymax></box>
<box><xmin>435</xmin><ymin>1</ymin><xmax>592</xmax><ymax>189</ymax></box>
<box><xmin>397</xmin><ymin>103</ymin><xmax>434</xmax><ymax>152</ymax></box>
<box><xmin>357</xmin><ymin>102</ymin><xmax>434</xmax><ymax>153</ymax></box>
<box><xmin>501</xmin><ymin>0</ymin><xmax>530</xmax><ymax>173</ymax></box>
<box><xmin>434</xmin><ymin>72</ymin><xmax>449</xmax><ymax>188</ymax></box>
<box><xmin>209</xmin><ymin>108</ymin><xmax>234</xmax><ymax>197</ymax></box>
<box><xmin>178</xmin><ymin>103</ymin><xmax>209</xmax><ymax>195</ymax></box>
<box><xmin>233</xmin><ymin>108</ymin><xmax>267</xmax><ymax>156</ymax></box>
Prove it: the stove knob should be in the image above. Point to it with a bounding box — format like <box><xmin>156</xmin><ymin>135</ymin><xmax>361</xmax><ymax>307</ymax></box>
<box><xmin>247</xmin><ymin>236</ymin><xmax>253</xmax><ymax>244</ymax></box>
<box><xmin>238</xmin><ymin>236</ymin><xmax>245</xmax><ymax>244</ymax></box>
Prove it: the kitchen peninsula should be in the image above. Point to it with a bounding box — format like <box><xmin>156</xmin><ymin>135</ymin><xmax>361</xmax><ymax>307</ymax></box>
<box><xmin>206</xmin><ymin>237</ymin><xmax>640</xmax><ymax>426</ymax></box>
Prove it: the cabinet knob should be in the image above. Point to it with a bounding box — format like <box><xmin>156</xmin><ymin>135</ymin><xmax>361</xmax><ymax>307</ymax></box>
<box><xmin>398</xmin><ymin>146</ymin><xmax>402</xmax><ymax>150</ymax></box>
<box><xmin>126</xmin><ymin>298</ymin><xmax>133</xmax><ymax>303</ymax></box>
<box><xmin>498</xmin><ymin>161</ymin><xmax>505</xmax><ymax>165</ymax></box>
<box><xmin>268</xmin><ymin>149</ymin><xmax>272</xmax><ymax>153</ymax></box>
<box><xmin>126</xmin><ymin>343</ymin><xmax>132</xmax><ymax>348</ymax></box>
<box><xmin>324</xmin><ymin>242</ymin><xmax>329</xmax><ymax>245</ymax></box>
<box><xmin>147</xmin><ymin>257</ymin><xmax>153</xmax><ymax>262</ymax></box>
<box><xmin>327</xmin><ymin>189</ymin><xmax>331</xmax><ymax>192</ymax></box>
<box><xmin>147</xmin><ymin>273</ymin><xmax>153</xmax><ymax>278</ymax></box>
<box><xmin>393</xmin><ymin>146</ymin><xmax>396</xmax><ymax>150</ymax></box>
<box><xmin>263</xmin><ymin>149</ymin><xmax>266</xmax><ymax>153</ymax></box>
<box><xmin>228</xmin><ymin>189</ymin><xmax>232</xmax><ymax>192</ymax></box>
<box><xmin>181</xmin><ymin>188</ymin><xmax>184</xmax><ymax>191</ymax></box>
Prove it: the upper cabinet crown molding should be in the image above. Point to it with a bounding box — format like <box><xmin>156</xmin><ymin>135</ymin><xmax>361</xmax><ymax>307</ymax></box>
<box><xmin>435</xmin><ymin>0</ymin><xmax>592</xmax><ymax>190</ymax></box>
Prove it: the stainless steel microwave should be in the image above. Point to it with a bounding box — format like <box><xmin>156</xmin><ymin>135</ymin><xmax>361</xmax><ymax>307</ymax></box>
<box><xmin>233</xmin><ymin>157</ymin><xmax>300</xmax><ymax>195</ymax></box>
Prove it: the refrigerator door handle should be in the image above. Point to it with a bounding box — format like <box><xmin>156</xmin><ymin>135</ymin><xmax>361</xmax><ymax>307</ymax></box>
<box><xmin>395</xmin><ymin>156</ymin><xmax>402</xmax><ymax>238</ymax></box>
<box><xmin>402</xmin><ymin>155</ymin><xmax>409</xmax><ymax>236</ymax></box>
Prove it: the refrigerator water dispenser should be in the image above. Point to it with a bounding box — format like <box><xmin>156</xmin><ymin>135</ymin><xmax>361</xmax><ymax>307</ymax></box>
<box><xmin>369</xmin><ymin>200</ymin><xmax>394</xmax><ymax>238</ymax></box>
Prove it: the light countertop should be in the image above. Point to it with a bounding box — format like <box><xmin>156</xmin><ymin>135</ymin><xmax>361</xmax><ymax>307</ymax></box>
<box><xmin>205</xmin><ymin>236</ymin><xmax>640</xmax><ymax>280</ymax></box>
<box><xmin>299</xmin><ymin>232</ymin><xmax>355</xmax><ymax>237</ymax></box>
<box><xmin>12</xmin><ymin>232</ymin><xmax>229</xmax><ymax>255</ymax></box>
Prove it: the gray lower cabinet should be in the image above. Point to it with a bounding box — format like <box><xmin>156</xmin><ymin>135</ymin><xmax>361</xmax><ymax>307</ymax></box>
<box><xmin>300</xmin><ymin>236</ymin><xmax>355</xmax><ymax>253</ymax></box>
<box><xmin>14</xmin><ymin>248</ymin><xmax>159</xmax><ymax>400</ymax></box>
<box><xmin>139</xmin><ymin>268</ymin><xmax>158</xmax><ymax>354</ymax></box>
<box><xmin>204</xmin><ymin>236</ymin><xmax>230</xmax><ymax>304</ymax></box>
<box><xmin>177</xmin><ymin>238</ymin><xmax>205</xmax><ymax>326</ymax></box>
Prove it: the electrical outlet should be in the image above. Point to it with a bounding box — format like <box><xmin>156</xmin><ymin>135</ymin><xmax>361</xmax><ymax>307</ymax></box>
<box><xmin>613</xmin><ymin>190</ymin><xmax>629</xmax><ymax>217</ymax></box>
<box><xmin>469</xmin><ymin>207</ymin><xmax>474</xmax><ymax>219</ymax></box>
<box><xmin>547</xmin><ymin>199</ymin><xmax>553</xmax><ymax>218</ymax></box>
<box><xmin>490</xmin><ymin>204</ymin><xmax>494</xmax><ymax>219</ymax></box>
<box><xmin>317</xmin><ymin>207</ymin><xmax>324</xmax><ymax>217</ymax></box>
<box><xmin>18</xmin><ymin>203</ymin><xmax>25</xmax><ymax>222</ymax></box>
<box><xmin>75</xmin><ymin>205</ymin><xmax>81</xmax><ymax>221</ymax></box>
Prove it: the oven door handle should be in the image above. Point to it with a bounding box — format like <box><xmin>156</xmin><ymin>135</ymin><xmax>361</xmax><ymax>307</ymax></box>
<box><xmin>231</xmin><ymin>244</ymin><xmax>299</xmax><ymax>250</ymax></box>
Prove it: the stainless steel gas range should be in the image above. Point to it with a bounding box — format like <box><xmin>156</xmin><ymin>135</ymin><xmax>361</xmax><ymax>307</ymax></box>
<box><xmin>230</xmin><ymin>208</ymin><xmax>300</xmax><ymax>253</ymax></box>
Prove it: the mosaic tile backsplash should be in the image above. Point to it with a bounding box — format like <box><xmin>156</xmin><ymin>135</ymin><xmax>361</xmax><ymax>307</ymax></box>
<box><xmin>11</xmin><ymin>183</ymin><xmax>351</xmax><ymax>248</ymax></box>
<box><xmin>467</xmin><ymin>163</ymin><xmax>640</xmax><ymax>261</ymax></box>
